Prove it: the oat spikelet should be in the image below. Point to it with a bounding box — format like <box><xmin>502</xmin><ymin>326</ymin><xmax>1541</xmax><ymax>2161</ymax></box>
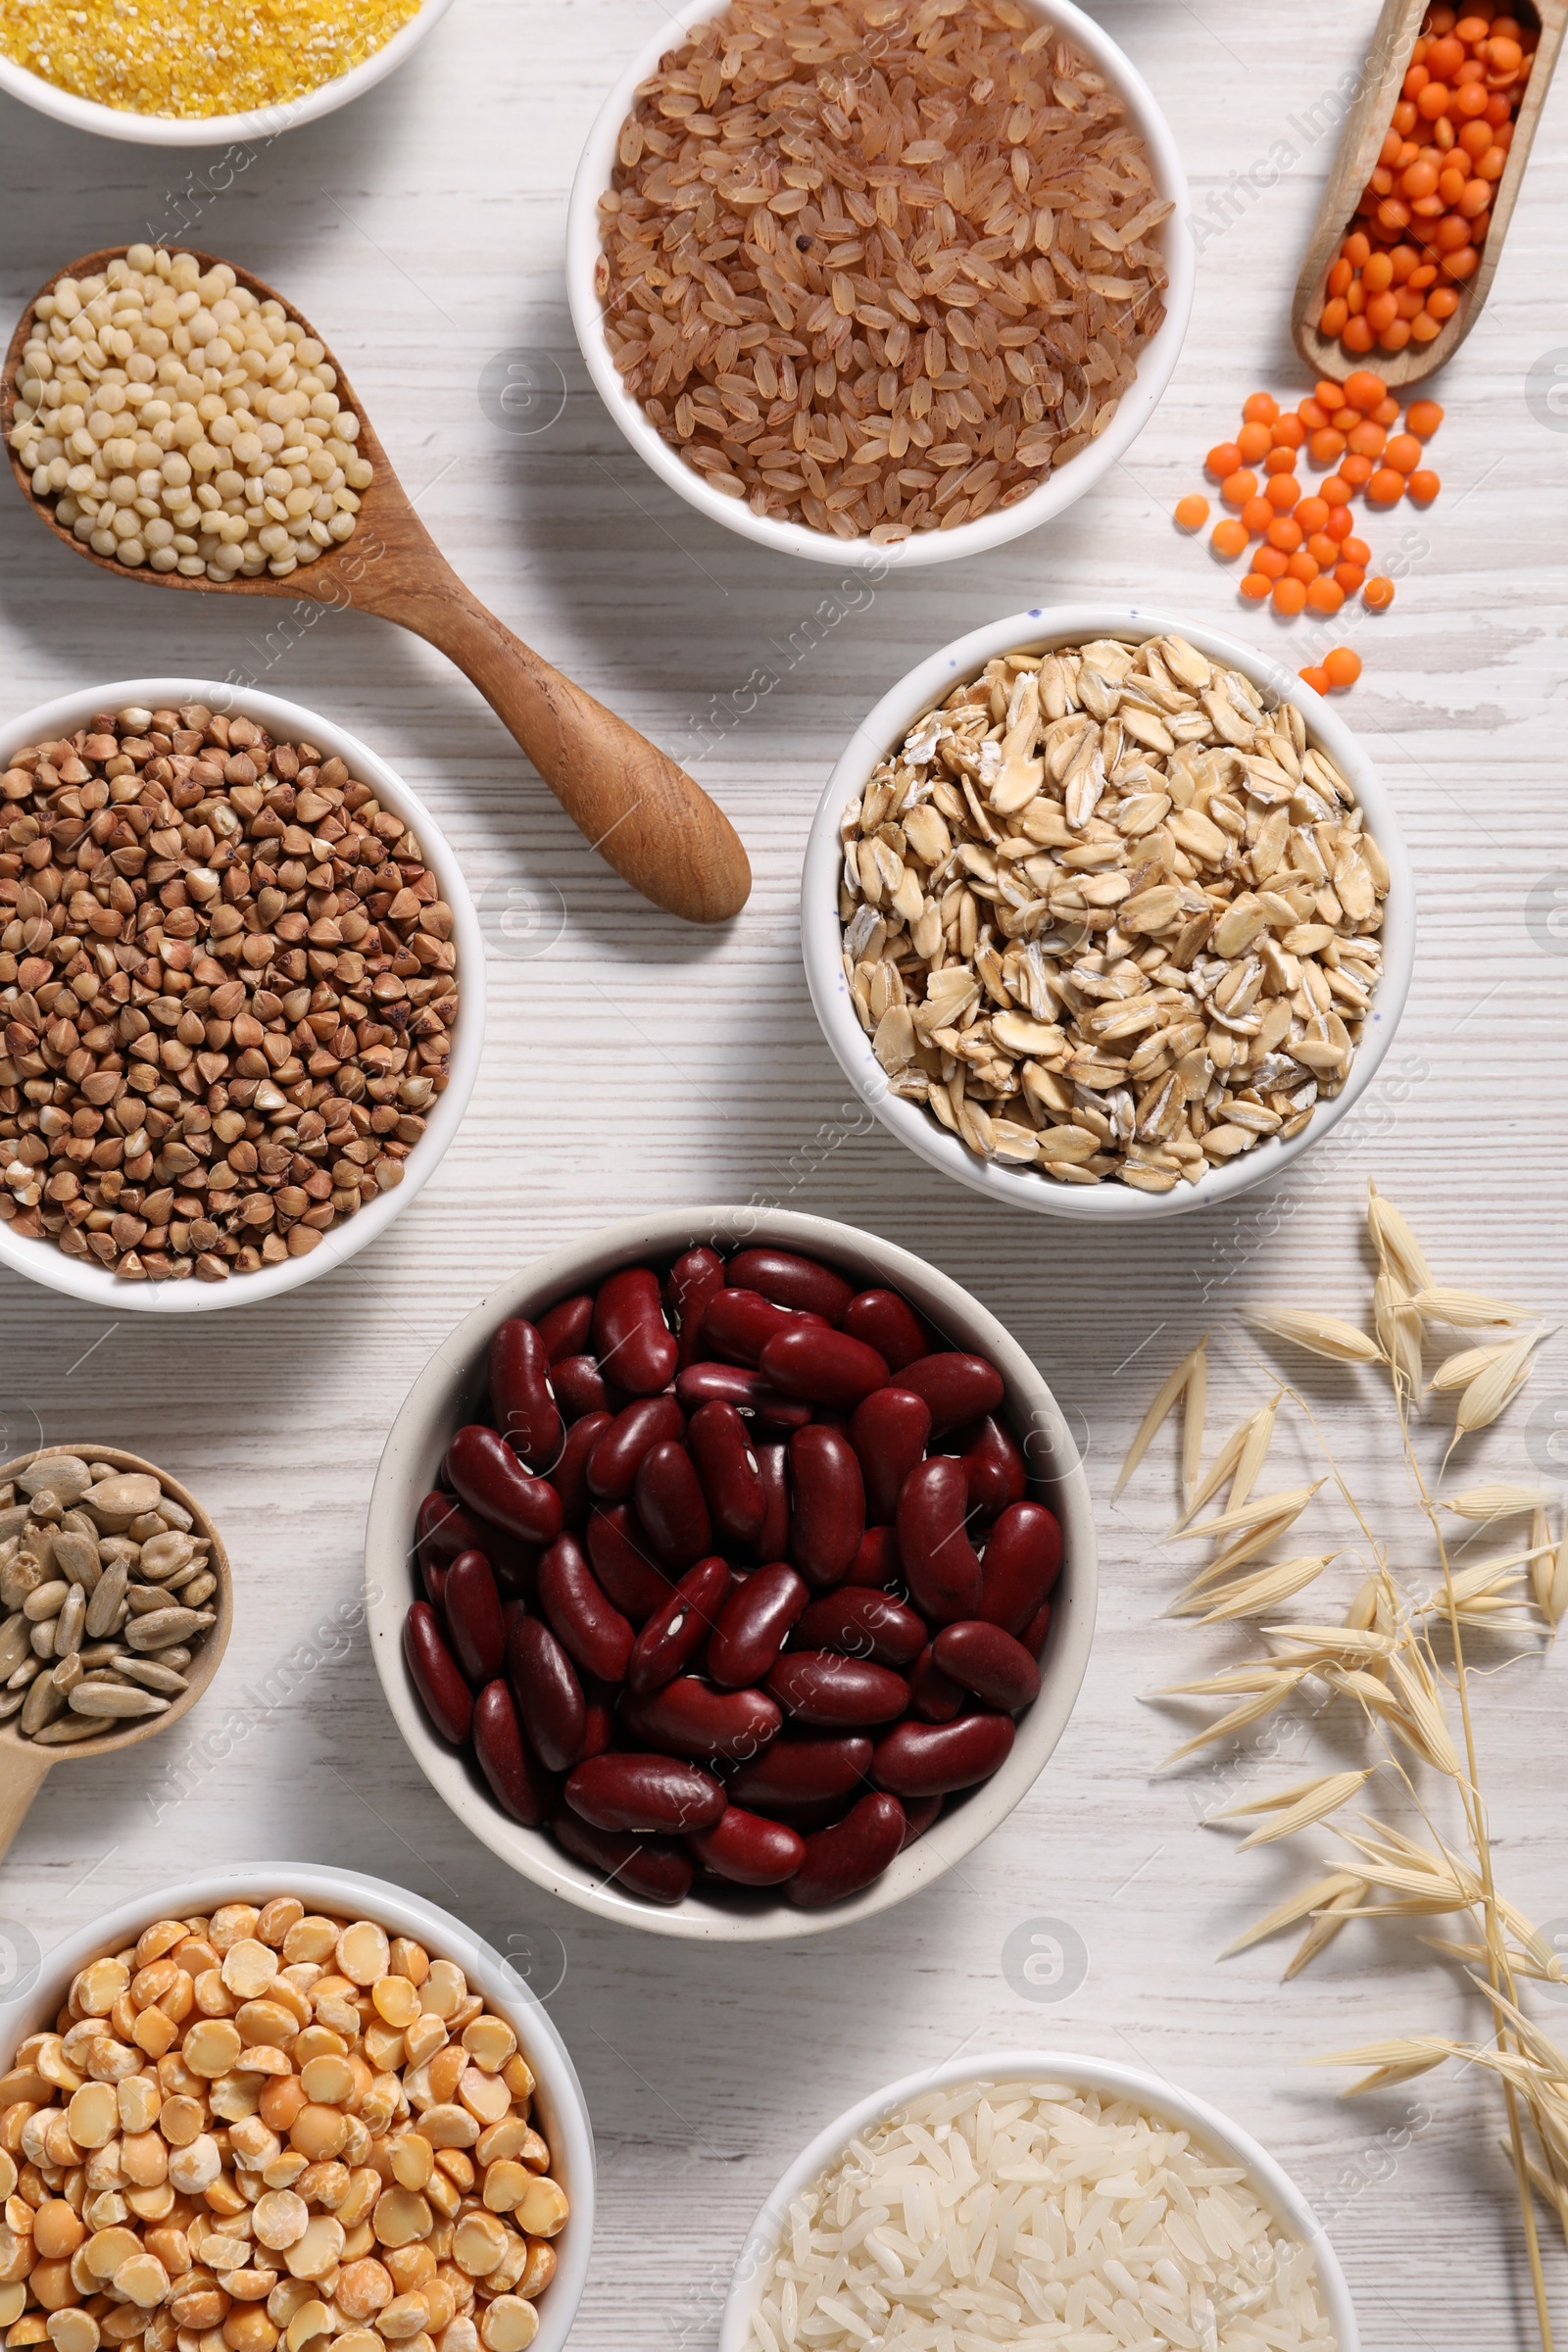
<box><xmin>1220</xmin><ymin>1870</ymin><xmax>1367</xmax><ymax>1959</ymax></box>
<box><xmin>1173</xmin><ymin>1407</ymin><xmax>1253</xmax><ymax>1531</ymax></box>
<box><xmin>1374</xmin><ymin>1272</ymin><xmax>1424</xmax><ymax>1398</ymax></box>
<box><xmin>1181</xmin><ymin>1342</ymin><xmax>1206</xmax><ymax>1512</ymax></box>
<box><xmin>1551</xmin><ymin>1527</ymin><xmax>1568</xmax><ymax>1630</ymax></box>
<box><xmin>1177</xmin><ymin>1555</ymin><xmax>1337</xmax><ymax>1623</ymax></box>
<box><xmin>1286</xmin><ymin>1881</ymin><xmax>1369</xmax><ymax>1978</ymax></box>
<box><xmin>1531</xmin><ymin>1510</ymin><xmax>1554</xmax><ymax>1622</ymax></box>
<box><xmin>1414</xmin><ymin>1286</ymin><xmax>1531</xmax><ymax>1328</ymax></box>
<box><xmin>1171</xmin><ymin>1483</ymin><xmax>1324</xmax><ymax>1544</ymax></box>
<box><xmin>1114</xmin><ymin>1336</ymin><xmax>1206</xmax><ymax>1499</ymax></box>
<box><xmin>1157</xmin><ymin>1670</ymin><xmax>1311</xmax><ymax>1766</ymax></box>
<box><xmin>1212</xmin><ymin>1768</ymin><xmax>1375</xmax><ymax>1847</ymax></box>
<box><xmin>1311</xmin><ymin>2036</ymin><xmax>1457</xmax><ymax>2095</ymax></box>
<box><xmin>1344</xmin><ymin>1577</ymin><xmax>1380</xmax><ymax>1630</ymax></box>
<box><xmin>1454</xmin><ymin>1332</ymin><xmax>1544</xmax><ymax>1440</ymax></box>
<box><xmin>1429</xmin><ymin>1339</ymin><xmax>1522</xmax><ymax>1394</ymax></box>
<box><xmin>1444</xmin><ymin>1484</ymin><xmax>1557</xmax><ymax>1522</ymax></box>
<box><xmin>1367</xmin><ymin>1182</ymin><xmax>1434</xmax><ymax>1295</ymax></box>
<box><xmin>1246</xmin><ymin>1307</ymin><xmax>1384</xmax><ymax>1364</ymax></box>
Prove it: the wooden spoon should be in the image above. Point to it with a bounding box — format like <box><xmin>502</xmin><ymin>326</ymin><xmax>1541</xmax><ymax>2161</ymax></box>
<box><xmin>0</xmin><ymin>1445</ymin><xmax>233</xmax><ymax>1861</ymax></box>
<box><xmin>1292</xmin><ymin>0</ymin><xmax>1565</xmax><ymax>390</ymax></box>
<box><xmin>3</xmin><ymin>247</ymin><xmax>751</xmax><ymax>927</ymax></box>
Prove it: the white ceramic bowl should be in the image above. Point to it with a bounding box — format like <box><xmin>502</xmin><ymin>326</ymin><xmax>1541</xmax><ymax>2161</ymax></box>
<box><xmin>565</xmin><ymin>0</ymin><xmax>1194</xmax><ymax>572</ymax></box>
<box><xmin>365</xmin><ymin>1205</ymin><xmax>1097</xmax><ymax>1942</ymax></box>
<box><xmin>0</xmin><ymin>1862</ymin><xmax>594</xmax><ymax>2352</ymax></box>
<box><xmin>803</xmin><ymin>604</ymin><xmax>1416</xmax><ymax>1222</ymax></box>
<box><xmin>0</xmin><ymin>677</ymin><xmax>484</xmax><ymax>1312</ymax></box>
<box><xmin>0</xmin><ymin>0</ymin><xmax>458</xmax><ymax>146</ymax></box>
<box><xmin>719</xmin><ymin>2048</ymin><xmax>1359</xmax><ymax>2352</ymax></box>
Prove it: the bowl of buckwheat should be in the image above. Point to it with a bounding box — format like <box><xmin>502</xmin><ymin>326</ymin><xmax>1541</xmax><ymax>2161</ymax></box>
<box><xmin>0</xmin><ymin>679</ymin><xmax>484</xmax><ymax>1309</ymax></box>
<box><xmin>804</xmin><ymin>607</ymin><xmax>1415</xmax><ymax>1219</ymax></box>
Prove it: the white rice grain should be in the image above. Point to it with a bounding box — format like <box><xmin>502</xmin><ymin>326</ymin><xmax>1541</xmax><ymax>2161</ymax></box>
<box><xmin>746</xmin><ymin>2082</ymin><xmax>1335</xmax><ymax>2352</ymax></box>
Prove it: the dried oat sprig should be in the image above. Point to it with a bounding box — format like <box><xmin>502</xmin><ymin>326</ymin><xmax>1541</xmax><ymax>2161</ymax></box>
<box><xmin>1134</xmin><ymin>1185</ymin><xmax>1565</xmax><ymax>2347</ymax></box>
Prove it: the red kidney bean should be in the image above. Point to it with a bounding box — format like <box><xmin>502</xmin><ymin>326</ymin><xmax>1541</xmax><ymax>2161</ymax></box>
<box><xmin>907</xmin><ymin>1642</ymin><xmax>964</xmax><ymax>1723</ymax></box>
<box><xmin>443</xmin><ymin>1549</ymin><xmax>506</xmax><ymax>1687</ymax></box>
<box><xmin>507</xmin><ymin>1614</ymin><xmax>587</xmax><ymax>1771</ymax></box>
<box><xmin>897</xmin><ymin>1352</ymin><xmax>1005</xmax><ymax>1436</ymax></box>
<box><xmin>759</xmin><ymin>1324</ymin><xmax>889</xmax><ymax>1409</ymax></box>
<box><xmin>634</xmin><ymin>1441</ymin><xmax>712</xmax><ymax>1570</ymax></box>
<box><xmin>951</xmin><ymin>1415</ymin><xmax>1027</xmax><ymax>1518</ymax></box>
<box><xmin>422</xmin><ymin>1560</ymin><xmax>449</xmax><ymax>1611</ymax></box>
<box><xmin>627</xmin><ymin>1556</ymin><xmax>730</xmax><ymax>1694</ymax></box>
<box><xmin>700</xmin><ymin>1286</ymin><xmax>802</xmax><ymax>1367</ymax></box>
<box><xmin>674</xmin><ymin>1360</ymin><xmax>810</xmax><ymax>1429</ymax></box>
<box><xmin>896</xmin><ymin>1456</ymin><xmax>982</xmax><ymax>1624</ymax></box>
<box><xmin>844</xmin><ymin>1525</ymin><xmax>902</xmax><ymax>1590</ymax></box>
<box><xmin>901</xmin><ymin>1793</ymin><xmax>943</xmax><ymax>1846</ymax></box>
<box><xmin>489</xmin><ymin>1319</ymin><xmax>564</xmax><ymax>1473</ymax></box>
<box><xmin>872</xmin><ymin>1712</ymin><xmax>1014</xmax><ymax>1796</ymax></box>
<box><xmin>729</xmin><ymin>1732</ymin><xmax>871</xmax><ymax>1808</ymax></box>
<box><xmin>587</xmin><ymin>1396</ymin><xmax>687</xmax><ymax>1505</ymax></box>
<box><xmin>977</xmin><ymin>1500</ymin><xmax>1063</xmax><ymax>1637</ymax></box>
<box><xmin>416</xmin><ymin>1490</ymin><xmax>487</xmax><ymax>1574</ymax></box>
<box><xmin>553</xmin><ymin>1410</ymin><xmax>612</xmax><ymax>1535</ymax></box>
<box><xmin>447</xmin><ymin>1425</ymin><xmax>563</xmax><ymax>1547</ymax></box>
<box><xmin>849</xmin><ymin>1388</ymin><xmax>932</xmax><ymax>1525</ymax></box>
<box><xmin>789</xmin><ymin>1425</ymin><xmax>864</xmax><ymax>1587</ymax></box>
<box><xmin>841</xmin><ymin>1287</ymin><xmax>928</xmax><ymax>1372</ymax></box>
<box><xmin>689</xmin><ymin>1804</ymin><xmax>807</xmax><ymax>1886</ymax></box>
<box><xmin>592</xmin><ymin>1266</ymin><xmax>677</xmax><ymax>1397</ymax></box>
<box><xmin>538</xmin><ymin>1292</ymin><xmax>594</xmax><ymax>1363</ymax></box>
<box><xmin>538</xmin><ymin>1534</ymin><xmax>634</xmax><ymax>1684</ymax></box>
<box><xmin>666</xmin><ymin>1246</ymin><xmax>726</xmax><ymax>1369</ymax></box>
<box><xmin>552</xmin><ymin>1806</ymin><xmax>693</xmax><ymax>1906</ymax></box>
<box><xmin>564</xmin><ymin>1750</ymin><xmax>726</xmax><ymax>1836</ymax></box>
<box><xmin>687</xmin><ymin>1401</ymin><xmax>766</xmax><ymax>1543</ymax></box>
<box><xmin>403</xmin><ymin>1602</ymin><xmax>472</xmax><ymax>1745</ymax></box>
<box><xmin>478</xmin><ymin>1522</ymin><xmax>541</xmax><ymax>1605</ymax></box>
<box><xmin>708</xmin><ymin>1562</ymin><xmax>808</xmax><ymax>1689</ymax></box>
<box><xmin>754</xmin><ymin>1443</ymin><xmax>790</xmax><ymax>1563</ymax></box>
<box><xmin>727</xmin><ymin>1248</ymin><xmax>856</xmax><ymax>1324</ymax></box>
<box><xmin>472</xmin><ymin>1681</ymin><xmax>553</xmax><ymax>1826</ymax></box>
<box><xmin>586</xmin><ymin>1505</ymin><xmax>672</xmax><ymax>1624</ymax></box>
<box><xmin>786</xmin><ymin>1792</ymin><xmax>906</xmax><ymax>1908</ymax></box>
<box><xmin>581</xmin><ymin>1676</ymin><xmax>616</xmax><ymax>1758</ymax></box>
<box><xmin>619</xmin><ymin>1676</ymin><xmax>782</xmax><ymax>1763</ymax></box>
<box><xmin>794</xmin><ymin>1588</ymin><xmax>926</xmax><ymax>1668</ymax></box>
<box><xmin>767</xmin><ymin>1651</ymin><xmax>909</xmax><ymax>1727</ymax></box>
<box><xmin>1021</xmin><ymin>1598</ymin><xmax>1052</xmax><ymax>1656</ymax></box>
<box><xmin>553</xmin><ymin>1354</ymin><xmax>614</xmax><ymax>1421</ymax></box>
<box><xmin>932</xmin><ymin>1619</ymin><xmax>1041</xmax><ymax>1712</ymax></box>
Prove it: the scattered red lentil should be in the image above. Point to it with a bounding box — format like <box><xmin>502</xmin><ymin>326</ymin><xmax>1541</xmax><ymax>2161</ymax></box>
<box><xmin>1174</xmin><ymin>494</ymin><xmax>1210</xmax><ymax>531</ymax></box>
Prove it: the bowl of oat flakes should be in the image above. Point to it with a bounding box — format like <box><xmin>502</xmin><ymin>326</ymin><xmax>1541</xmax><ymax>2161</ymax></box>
<box><xmin>803</xmin><ymin>607</ymin><xmax>1415</xmax><ymax>1219</ymax></box>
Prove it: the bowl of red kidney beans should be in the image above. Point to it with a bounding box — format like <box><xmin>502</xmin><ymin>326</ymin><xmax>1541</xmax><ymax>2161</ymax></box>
<box><xmin>365</xmin><ymin>1207</ymin><xmax>1096</xmax><ymax>1939</ymax></box>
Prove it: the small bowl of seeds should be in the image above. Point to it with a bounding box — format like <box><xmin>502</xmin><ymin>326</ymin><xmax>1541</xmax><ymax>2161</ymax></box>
<box><xmin>566</xmin><ymin>0</ymin><xmax>1193</xmax><ymax>569</ymax></box>
<box><xmin>803</xmin><ymin>606</ymin><xmax>1416</xmax><ymax>1218</ymax></box>
<box><xmin>0</xmin><ymin>677</ymin><xmax>484</xmax><ymax>1309</ymax></box>
<box><xmin>0</xmin><ymin>0</ymin><xmax>458</xmax><ymax>146</ymax></box>
<box><xmin>0</xmin><ymin>1444</ymin><xmax>232</xmax><ymax>1855</ymax></box>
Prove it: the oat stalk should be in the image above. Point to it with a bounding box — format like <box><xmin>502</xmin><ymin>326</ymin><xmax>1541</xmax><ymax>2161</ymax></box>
<box><xmin>1131</xmin><ymin>1184</ymin><xmax>1562</xmax><ymax>2349</ymax></box>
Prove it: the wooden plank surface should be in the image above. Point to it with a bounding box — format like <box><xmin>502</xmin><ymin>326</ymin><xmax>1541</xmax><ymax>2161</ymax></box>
<box><xmin>2</xmin><ymin>2</ymin><xmax>1567</xmax><ymax>2344</ymax></box>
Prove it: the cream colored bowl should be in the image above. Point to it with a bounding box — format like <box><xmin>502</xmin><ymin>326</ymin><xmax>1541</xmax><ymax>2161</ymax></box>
<box><xmin>0</xmin><ymin>678</ymin><xmax>484</xmax><ymax>1313</ymax></box>
<box><xmin>565</xmin><ymin>0</ymin><xmax>1193</xmax><ymax>571</ymax></box>
<box><xmin>366</xmin><ymin>1205</ymin><xmax>1097</xmax><ymax>1941</ymax></box>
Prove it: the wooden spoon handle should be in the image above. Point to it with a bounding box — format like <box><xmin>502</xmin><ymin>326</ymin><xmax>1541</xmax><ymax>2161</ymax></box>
<box><xmin>371</xmin><ymin>560</ymin><xmax>750</xmax><ymax>925</ymax></box>
<box><xmin>0</xmin><ymin>1745</ymin><xmax>50</xmax><ymax>1863</ymax></box>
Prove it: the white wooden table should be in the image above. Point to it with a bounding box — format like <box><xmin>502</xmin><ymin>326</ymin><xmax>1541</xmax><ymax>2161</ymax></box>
<box><xmin>2</xmin><ymin>2</ymin><xmax>1567</xmax><ymax>2342</ymax></box>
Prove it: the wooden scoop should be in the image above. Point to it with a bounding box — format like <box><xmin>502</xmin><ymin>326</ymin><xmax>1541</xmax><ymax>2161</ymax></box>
<box><xmin>0</xmin><ymin>1445</ymin><xmax>233</xmax><ymax>1861</ymax></box>
<box><xmin>3</xmin><ymin>247</ymin><xmax>751</xmax><ymax>927</ymax></box>
<box><xmin>1293</xmin><ymin>0</ymin><xmax>1565</xmax><ymax>390</ymax></box>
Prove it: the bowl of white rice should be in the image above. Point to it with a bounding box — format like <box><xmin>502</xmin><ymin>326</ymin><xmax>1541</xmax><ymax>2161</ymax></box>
<box><xmin>720</xmin><ymin>2049</ymin><xmax>1356</xmax><ymax>2352</ymax></box>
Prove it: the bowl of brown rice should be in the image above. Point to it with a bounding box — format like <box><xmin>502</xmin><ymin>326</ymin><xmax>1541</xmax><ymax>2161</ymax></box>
<box><xmin>719</xmin><ymin>2049</ymin><xmax>1357</xmax><ymax>2352</ymax></box>
<box><xmin>566</xmin><ymin>0</ymin><xmax>1193</xmax><ymax>568</ymax></box>
<box><xmin>803</xmin><ymin>605</ymin><xmax>1415</xmax><ymax>1220</ymax></box>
